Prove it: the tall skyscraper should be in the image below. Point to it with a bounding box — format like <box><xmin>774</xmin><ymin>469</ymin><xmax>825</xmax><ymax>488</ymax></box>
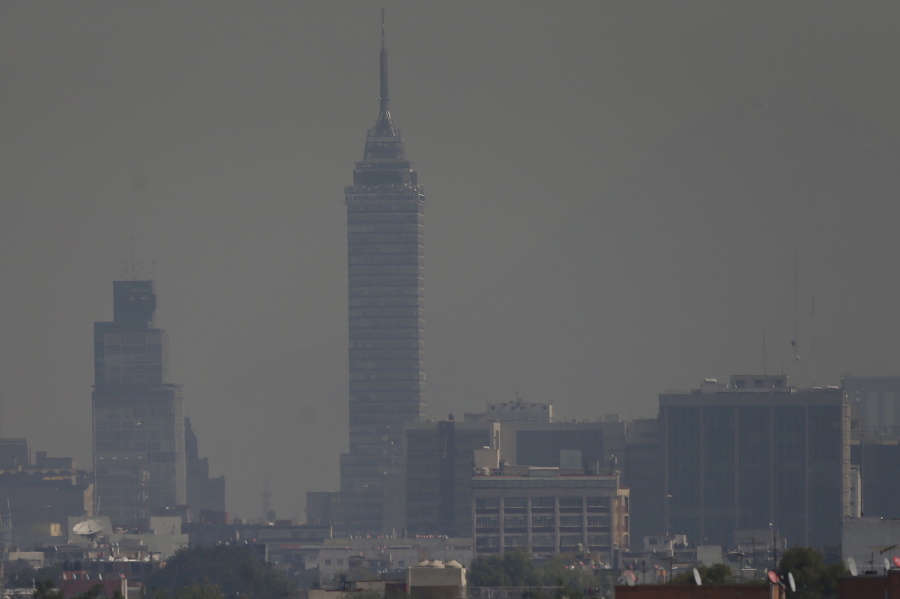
<box><xmin>338</xmin><ymin>21</ymin><xmax>426</xmax><ymax>535</ymax></box>
<box><xmin>92</xmin><ymin>280</ymin><xmax>186</xmax><ymax>526</ymax></box>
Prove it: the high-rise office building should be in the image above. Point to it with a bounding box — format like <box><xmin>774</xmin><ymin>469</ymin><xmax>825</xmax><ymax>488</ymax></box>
<box><xmin>660</xmin><ymin>374</ymin><xmax>851</xmax><ymax>549</ymax></box>
<box><xmin>405</xmin><ymin>420</ymin><xmax>500</xmax><ymax>537</ymax></box>
<box><xmin>92</xmin><ymin>280</ymin><xmax>186</xmax><ymax>526</ymax></box>
<box><xmin>336</xmin><ymin>22</ymin><xmax>426</xmax><ymax>535</ymax></box>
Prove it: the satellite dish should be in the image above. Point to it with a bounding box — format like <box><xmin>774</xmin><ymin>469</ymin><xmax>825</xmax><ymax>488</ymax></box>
<box><xmin>848</xmin><ymin>557</ymin><xmax>858</xmax><ymax>577</ymax></box>
<box><xmin>767</xmin><ymin>570</ymin><xmax>780</xmax><ymax>585</ymax></box>
<box><xmin>886</xmin><ymin>558</ymin><xmax>891</xmax><ymax>574</ymax></box>
<box><xmin>623</xmin><ymin>570</ymin><xmax>636</xmax><ymax>586</ymax></box>
<box><xmin>787</xmin><ymin>572</ymin><xmax>796</xmax><ymax>593</ymax></box>
<box><xmin>693</xmin><ymin>567</ymin><xmax>702</xmax><ymax>586</ymax></box>
<box><xmin>73</xmin><ymin>519</ymin><xmax>104</xmax><ymax>536</ymax></box>
<box><xmin>893</xmin><ymin>555</ymin><xmax>900</xmax><ymax>569</ymax></box>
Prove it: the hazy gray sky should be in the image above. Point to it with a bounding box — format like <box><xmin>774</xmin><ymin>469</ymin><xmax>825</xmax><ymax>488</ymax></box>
<box><xmin>3</xmin><ymin>2</ymin><xmax>900</xmax><ymax>520</ymax></box>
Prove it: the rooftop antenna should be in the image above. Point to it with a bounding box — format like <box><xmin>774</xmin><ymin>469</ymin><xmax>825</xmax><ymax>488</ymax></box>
<box><xmin>791</xmin><ymin>248</ymin><xmax>800</xmax><ymax>365</ymax></box>
<box><xmin>375</xmin><ymin>7</ymin><xmax>394</xmax><ymax>135</ymax></box>
<box><xmin>810</xmin><ymin>293</ymin><xmax>817</xmax><ymax>386</ymax></box>
<box><xmin>762</xmin><ymin>330</ymin><xmax>767</xmax><ymax>375</ymax></box>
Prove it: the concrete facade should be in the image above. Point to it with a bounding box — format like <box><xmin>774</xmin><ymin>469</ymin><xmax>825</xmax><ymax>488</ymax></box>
<box><xmin>471</xmin><ymin>468</ymin><xmax>629</xmax><ymax>561</ymax></box>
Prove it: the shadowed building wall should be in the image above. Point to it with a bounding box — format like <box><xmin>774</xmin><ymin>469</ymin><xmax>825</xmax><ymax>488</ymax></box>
<box><xmin>661</xmin><ymin>375</ymin><xmax>850</xmax><ymax>549</ymax></box>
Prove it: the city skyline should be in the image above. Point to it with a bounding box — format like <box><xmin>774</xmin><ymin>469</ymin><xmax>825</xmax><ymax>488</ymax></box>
<box><xmin>3</xmin><ymin>3</ymin><xmax>900</xmax><ymax>519</ymax></box>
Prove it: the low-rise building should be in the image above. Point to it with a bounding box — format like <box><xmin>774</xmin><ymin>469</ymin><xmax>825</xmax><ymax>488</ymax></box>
<box><xmin>471</xmin><ymin>467</ymin><xmax>629</xmax><ymax>562</ymax></box>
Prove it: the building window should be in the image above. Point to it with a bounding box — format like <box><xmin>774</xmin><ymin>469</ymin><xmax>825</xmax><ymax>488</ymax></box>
<box><xmin>559</xmin><ymin>516</ymin><xmax>582</xmax><ymax>527</ymax></box>
<box><xmin>587</xmin><ymin>496</ymin><xmax>610</xmax><ymax>508</ymax></box>
<box><xmin>476</xmin><ymin>536</ymin><xmax>500</xmax><ymax>548</ymax></box>
<box><xmin>504</xmin><ymin>535</ymin><xmax>526</xmax><ymax>548</ymax></box>
<box><xmin>531</xmin><ymin>496</ymin><xmax>555</xmax><ymax>508</ymax></box>
<box><xmin>559</xmin><ymin>496</ymin><xmax>583</xmax><ymax>508</ymax></box>
<box><xmin>476</xmin><ymin>497</ymin><xmax>500</xmax><ymax>510</ymax></box>
<box><xmin>504</xmin><ymin>497</ymin><xmax>527</xmax><ymax>508</ymax></box>
<box><xmin>587</xmin><ymin>515</ymin><xmax>610</xmax><ymax>527</ymax></box>
<box><xmin>587</xmin><ymin>535</ymin><xmax>610</xmax><ymax>546</ymax></box>
<box><xmin>532</xmin><ymin>515</ymin><xmax>554</xmax><ymax>528</ymax></box>
<box><xmin>504</xmin><ymin>516</ymin><xmax>526</xmax><ymax>529</ymax></box>
<box><xmin>476</xmin><ymin>516</ymin><xmax>499</xmax><ymax>529</ymax></box>
<box><xmin>560</xmin><ymin>535</ymin><xmax>582</xmax><ymax>548</ymax></box>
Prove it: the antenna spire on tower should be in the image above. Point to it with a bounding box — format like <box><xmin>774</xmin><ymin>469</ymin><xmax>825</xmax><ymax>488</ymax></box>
<box><xmin>375</xmin><ymin>8</ymin><xmax>394</xmax><ymax>135</ymax></box>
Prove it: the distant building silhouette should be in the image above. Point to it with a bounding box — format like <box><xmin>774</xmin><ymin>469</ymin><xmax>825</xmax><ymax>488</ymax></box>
<box><xmin>0</xmin><ymin>441</ymin><xmax>92</xmax><ymax>551</ymax></box>
<box><xmin>92</xmin><ymin>280</ymin><xmax>186</xmax><ymax>526</ymax></box>
<box><xmin>337</xmin><ymin>21</ymin><xmax>426</xmax><ymax>535</ymax></box>
<box><xmin>185</xmin><ymin>417</ymin><xmax>226</xmax><ymax>524</ymax></box>
<box><xmin>660</xmin><ymin>374</ymin><xmax>850</xmax><ymax>549</ymax></box>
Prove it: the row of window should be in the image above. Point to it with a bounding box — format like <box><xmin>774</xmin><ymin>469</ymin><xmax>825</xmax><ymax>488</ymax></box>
<box><xmin>348</xmin><ymin>223</ymin><xmax>422</xmax><ymax>234</ymax></box>
<box><xmin>349</xmin><ymin>307</ymin><xmax>422</xmax><ymax>319</ymax></box>
<box><xmin>475</xmin><ymin>534</ymin><xmax>612</xmax><ymax>548</ymax></box>
<box><xmin>105</xmin><ymin>365</ymin><xmax>163</xmax><ymax>376</ymax></box>
<box><xmin>347</xmin><ymin>212</ymin><xmax>420</xmax><ymax>223</ymax></box>
<box><xmin>94</xmin><ymin>396</ymin><xmax>177</xmax><ymax>408</ymax></box>
<box><xmin>476</xmin><ymin>515</ymin><xmax>611</xmax><ymax>529</ymax></box>
<box><xmin>476</xmin><ymin>496</ymin><xmax>611</xmax><ymax>510</ymax></box>
<box><xmin>104</xmin><ymin>375</ymin><xmax>164</xmax><ymax>385</ymax></box>
<box><xmin>348</xmin><ymin>236</ymin><xmax>423</xmax><ymax>247</ymax></box>
<box><xmin>104</xmin><ymin>344</ymin><xmax>163</xmax><ymax>355</ymax></box>
<box><xmin>350</xmin><ymin>328</ymin><xmax>421</xmax><ymax>339</ymax></box>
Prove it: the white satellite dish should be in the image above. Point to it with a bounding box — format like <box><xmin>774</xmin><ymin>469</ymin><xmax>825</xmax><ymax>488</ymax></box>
<box><xmin>693</xmin><ymin>567</ymin><xmax>702</xmax><ymax>586</ymax></box>
<box><xmin>887</xmin><ymin>558</ymin><xmax>891</xmax><ymax>574</ymax></box>
<box><xmin>787</xmin><ymin>572</ymin><xmax>796</xmax><ymax>593</ymax></box>
<box><xmin>623</xmin><ymin>570</ymin><xmax>636</xmax><ymax>586</ymax></box>
<box><xmin>848</xmin><ymin>557</ymin><xmax>858</xmax><ymax>577</ymax></box>
<box><xmin>73</xmin><ymin>519</ymin><xmax>104</xmax><ymax>536</ymax></box>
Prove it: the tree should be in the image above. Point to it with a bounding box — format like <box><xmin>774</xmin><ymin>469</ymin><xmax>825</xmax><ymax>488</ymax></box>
<box><xmin>778</xmin><ymin>546</ymin><xmax>847</xmax><ymax>599</ymax></box>
<box><xmin>146</xmin><ymin>545</ymin><xmax>299</xmax><ymax>599</ymax></box>
<box><xmin>468</xmin><ymin>552</ymin><xmax>544</xmax><ymax>588</ymax></box>
<box><xmin>671</xmin><ymin>564</ymin><xmax>735</xmax><ymax>585</ymax></box>
<box><xmin>32</xmin><ymin>579</ymin><xmax>61</xmax><ymax>599</ymax></box>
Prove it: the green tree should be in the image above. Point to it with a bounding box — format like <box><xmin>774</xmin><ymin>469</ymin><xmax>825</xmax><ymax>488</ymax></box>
<box><xmin>32</xmin><ymin>579</ymin><xmax>61</xmax><ymax>599</ymax></box>
<box><xmin>671</xmin><ymin>564</ymin><xmax>734</xmax><ymax>585</ymax></box>
<box><xmin>174</xmin><ymin>584</ymin><xmax>224</xmax><ymax>599</ymax></box>
<box><xmin>468</xmin><ymin>552</ymin><xmax>544</xmax><ymax>587</ymax></box>
<box><xmin>146</xmin><ymin>545</ymin><xmax>299</xmax><ymax>599</ymax></box>
<box><xmin>778</xmin><ymin>546</ymin><xmax>847</xmax><ymax>599</ymax></box>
